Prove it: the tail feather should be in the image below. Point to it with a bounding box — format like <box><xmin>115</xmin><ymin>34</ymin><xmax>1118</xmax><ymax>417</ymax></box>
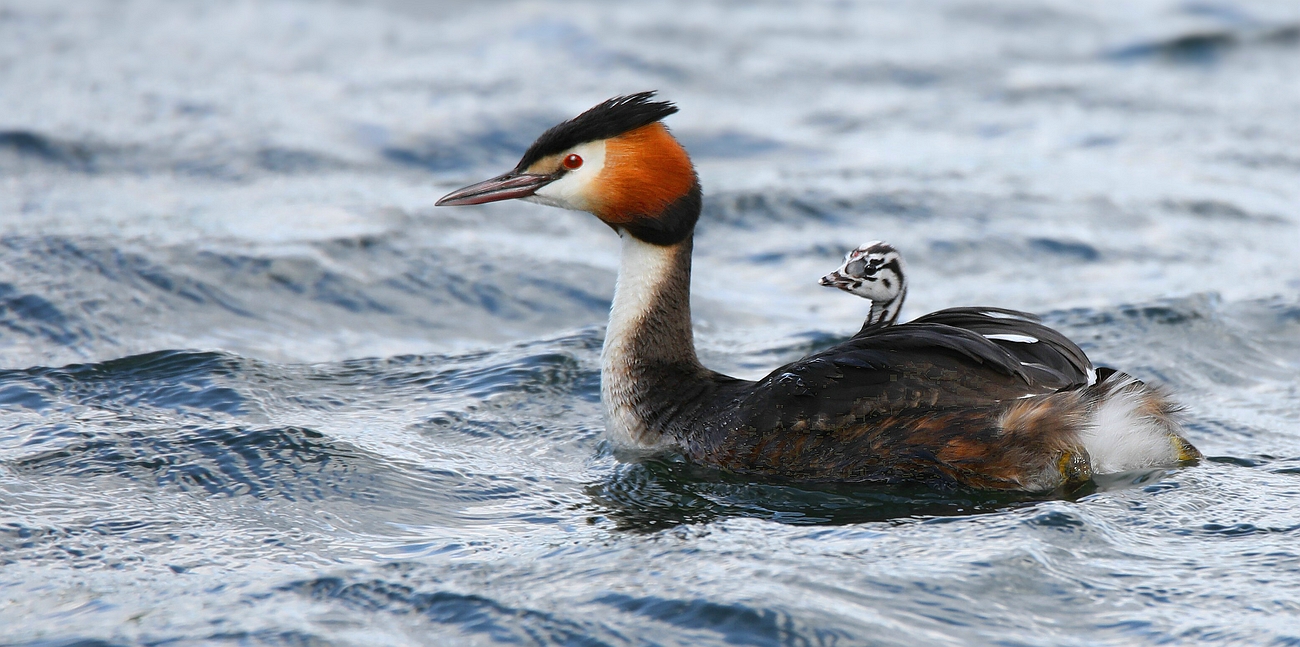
<box><xmin>989</xmin><ymin>371</ymin><xmax>1199</xmax><ymax>491</ymax></box>
<box><xmin>1078</xmin><ymin>372</ymin><xmax>1200</xmax><ymax>473</ymax></box>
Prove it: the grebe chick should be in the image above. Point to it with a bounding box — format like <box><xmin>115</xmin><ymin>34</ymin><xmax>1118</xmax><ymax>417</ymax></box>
<box><xmin>820</xmin><ymin>242</ymin><xmax>1135</xmax><ymax>403</ymax></box>
<box><xmin>819</xmin><ymin>241</ymin><xmax>906</xmax><ymax>329</ymax></box>
<box><xmin>437</xmin><ymin>92</ymin><xmax>1200</xmax><ymax>491</ymax></box>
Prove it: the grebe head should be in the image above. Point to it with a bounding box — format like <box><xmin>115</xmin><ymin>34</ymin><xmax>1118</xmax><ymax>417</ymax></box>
<box><xmin>436</xmin><ymin>92</ymin><xmax>700</xmax><ymax>246</ymax></box>
<box><xmin>819</xmin><ymin>241</ymin><xmax>907</xmax><ymax>326</ymax></box>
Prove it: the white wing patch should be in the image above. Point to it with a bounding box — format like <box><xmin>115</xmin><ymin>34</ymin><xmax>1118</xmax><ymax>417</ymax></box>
<box><xmin>980</xmin><ymin>310</ymin><xmax>1025</xmax><ymax>320</ymax></box>
<box><xmin>983</xmin><ymin>333</ymin><xmax>1039</xmax><ymax>344</ymax></box>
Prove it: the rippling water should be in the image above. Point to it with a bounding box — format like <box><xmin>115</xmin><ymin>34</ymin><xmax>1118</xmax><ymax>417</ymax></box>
<box><xmin>3</xmin><ymin>0</ymin><xmax>1300</xmax><ymax>644</ymax></box>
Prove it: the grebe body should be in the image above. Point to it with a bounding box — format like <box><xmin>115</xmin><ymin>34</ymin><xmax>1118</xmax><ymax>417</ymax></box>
<box><xmin>437</xmin><ymin>93</ymin><xmax>1200</xmax><ymax>491</ymax></box>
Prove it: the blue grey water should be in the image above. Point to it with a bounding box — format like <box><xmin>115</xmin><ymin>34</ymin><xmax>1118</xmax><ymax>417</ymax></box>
<box><xmin>2</xmin><ymin>0</ymin><xmax>1299</xmax><ymax>644</ymax></box>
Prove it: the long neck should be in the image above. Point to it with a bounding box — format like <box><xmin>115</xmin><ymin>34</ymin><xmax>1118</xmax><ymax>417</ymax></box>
<box><xmin>868</xmin><ymin>290</ymin><xmax>905</xmax><ymax>326</ymax></box>
<box><xmin>865</xmin><ymin>302</ymin><xmax>887</xmax><ymax>327</ymax></box>
<box><xmin>601</xmin><ymin>232</ymin><xmax>712</xmax><ymax>449</ymax></box>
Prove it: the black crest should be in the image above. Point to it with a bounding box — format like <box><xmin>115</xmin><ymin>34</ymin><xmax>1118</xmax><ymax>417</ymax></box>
<box><xmin>515</xmin><ymin>92</ymin><xmax>678</xmax><ymax>170</ymax></box>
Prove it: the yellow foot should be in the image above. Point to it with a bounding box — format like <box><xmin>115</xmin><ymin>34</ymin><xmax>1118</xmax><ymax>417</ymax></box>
<box><xmin>1172</xmin><ymin>436</ymin><xmax>1202</xmax><ymax>462</ymax></box>
<box><xmin>1058</xmin><ymin>449</ymin><xmax>1093</xmax><ymax>485</ymax></box>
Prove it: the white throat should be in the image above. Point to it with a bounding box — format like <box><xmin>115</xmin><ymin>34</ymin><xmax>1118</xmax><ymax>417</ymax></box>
<box><xmin>601</xmin><ymin>233</ymin><xmax>683</xmax><ymax>449</ymax></box>
<box><xmin>869</xmin><ymin>290</ymin><xmax>904</xmax><ymax>326</ymax></box>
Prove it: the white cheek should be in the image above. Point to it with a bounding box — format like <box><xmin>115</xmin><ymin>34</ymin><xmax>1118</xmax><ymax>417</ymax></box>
<box><xmin>530</xmin><ymin>140</ymin><xmax>607</xmax><ymax>212</ymax></box>
<box><xmin>854</xmin><ymin>285</ymin><xmax>889</xmax><ymax>300</ymax></box>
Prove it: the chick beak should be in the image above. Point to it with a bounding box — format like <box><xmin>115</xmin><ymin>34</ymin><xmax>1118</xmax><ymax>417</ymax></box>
<box><xmin>436</xmin><ymin>171</ymin><xmax>557</xmax><ymax>206</ymax></box>
<box><xmin>820</xmin><ymin>270</ymin><xmax>851</xmax><ymax>289</ymax></box>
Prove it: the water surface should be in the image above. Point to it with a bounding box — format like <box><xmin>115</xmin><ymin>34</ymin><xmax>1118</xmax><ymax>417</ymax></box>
<box><xmin>2</xmin><ymin>1</ymin><xmax>1300</xmax><ymax>644</ymax></box>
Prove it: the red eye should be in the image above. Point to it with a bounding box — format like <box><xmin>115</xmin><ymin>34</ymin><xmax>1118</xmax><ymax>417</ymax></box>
<box><xmin>563</xmin><ymin>154</ymin><xmax>583</xmax><ymax>170</ymax></box>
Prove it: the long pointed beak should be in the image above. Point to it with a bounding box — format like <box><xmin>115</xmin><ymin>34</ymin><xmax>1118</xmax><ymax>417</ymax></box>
<box><xmin>435</xmin><ymin>171</ymin><xmax>557</xmax><ymax>207</ymax></box>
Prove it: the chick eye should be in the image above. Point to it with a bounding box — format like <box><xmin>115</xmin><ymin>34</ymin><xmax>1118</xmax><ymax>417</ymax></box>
<box><xmin>844</xmin><ymin>259</ymin><xmax>866</xmax><ymax>276</ymax></box>
<box><xmin>563</xmin><ymin>154</ymin><xmax>583</xmax><ymax>170</ymax></box>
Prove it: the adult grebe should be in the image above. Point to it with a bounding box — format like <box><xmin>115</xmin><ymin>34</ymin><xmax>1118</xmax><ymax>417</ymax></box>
<box><xmin>437</xmin><ymin>92</ymin><xmax>1200</xmax><ymax>491</ymax></box>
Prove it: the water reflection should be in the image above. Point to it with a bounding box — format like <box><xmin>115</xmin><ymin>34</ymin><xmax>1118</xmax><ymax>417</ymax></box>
<box><xmin>586</xmin><ymin>456</ymin><xmax>1069</xmax><ymax>531</ymax></box>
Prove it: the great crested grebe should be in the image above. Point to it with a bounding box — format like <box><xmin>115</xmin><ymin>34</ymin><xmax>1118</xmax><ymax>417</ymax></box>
<box><xmin>437</xmin><ymin>92</ymin><xmax>1200</xmax><ymax>491</ymax></box>
<box><xmin>820</xmin><ymin>241</ymin><xmax>907</xmax><ymax>329</ymax></box>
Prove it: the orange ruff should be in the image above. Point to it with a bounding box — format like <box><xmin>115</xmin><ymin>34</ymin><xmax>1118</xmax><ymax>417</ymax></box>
<box><xmin>596</xmin><ymin>123</ymin><xmax>696</xmax><ymax>223</ymax></box>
